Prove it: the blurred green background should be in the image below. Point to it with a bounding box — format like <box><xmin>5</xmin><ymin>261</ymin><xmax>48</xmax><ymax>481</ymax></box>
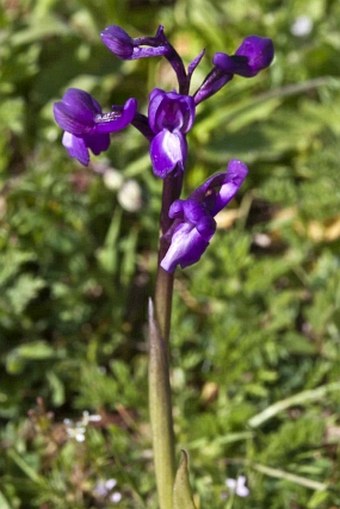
<box><xmin>0</xmin><ymin>0</ymin><xmax>339</xmax><ymax>507</ymax></box>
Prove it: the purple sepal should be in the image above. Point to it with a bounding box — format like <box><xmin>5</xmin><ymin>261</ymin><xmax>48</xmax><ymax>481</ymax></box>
<box><xmin>53</xmin><ymin>88</ymin><xmax>101</xmax><ymax>135</ymax></box>
<box><xmin>53</xmin><ymin>88</ymin><xmax>137</xmax><ymax>165</ymax></box>
<box><xmin>100</xmin><ymin>25</ymin><xmax>134</xmax><ymax>59</ymax></box>
<box><xmin>187</xmin><ymin>49</ymin><xmax>206</xmax><ymax>80</ymax></box>
<box><xmin>160</xmin><ymin>159</ymin><xmax>248</xmax><ymax>272</ymax></box>
<box><xmin>148</xmin><ymin>89</ymin><xmax>195</xmax><ymax>134</ymax></box>
<box><xmin>213</xmin><ymin>36</ymin><xmax>274</xmax><ymax>77</ymax></box>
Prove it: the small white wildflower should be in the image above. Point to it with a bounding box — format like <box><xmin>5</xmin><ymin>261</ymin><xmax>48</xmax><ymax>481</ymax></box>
<box><xmin>226</xmin><ymin>475</ymin><xmax>250</xmax><ymax>497</ymax></box>
<box><xmin>88</xmin><ymin>414</ymin><xmax>102</xmax><ymax>423</ymax></box>
<box><xmin>105</xmin><ymin>479</ymin><xmax>117</xmax><ymax>490</ymax></box>
<box><xmin>118</xmin><ymin>179</ymin><xmax>143</xmax><ymax>212</ymax></box>
<box><xmin>93</xmin><ymin>480</ymin><xmax>108</xmax><ymax>498</ymax></box>
<box><xmin>253</xmin><ymin>232</ymin><xmax>271</xmax><ymax>248</ymax></box>
<box><xmin>291</xmin><ymin>15</ymin><xmax>313</xmax><ymax>37</ymax></box>
<box><xmin>81</xmin><ymin>411</ymin><xmax>101</xmax><ymax>426</ymax></box>
<box><xmin>74</xmin><ymin>429</ymin><xmax>86</xmax><ymax>442</ymax></box>
<box><xmin>103</xmin><ymin>169</ymin><xmax>124</xmax><ymax>190</ymax></box>
<box><xmin>110</xmin><ymin>491</ymin><xmax>122</xmax><ymax>503</ymax></box>
<box><xmin>64</xmin><ymin>412</ymin><xmax>101</xmax><ymax>442</ymax></box>
<box><xmin>93</xmin><ymin>478</ymin><xmax>118</xmax><ymax>498</ymax></box>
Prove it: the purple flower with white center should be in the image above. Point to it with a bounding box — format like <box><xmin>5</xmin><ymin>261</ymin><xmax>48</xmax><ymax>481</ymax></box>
<box><xmin>161</xmin><ymin>160</ymin><xmax>248</xmax><ymax>272</ymax></box>
<box><xmin>53</xmin><ymin>88</ymin><xmax>137</xmax><ymax>166</ymax></box>
<box><xmin>148</xmin><ymin>88</ymin><xmax>195</xmax><ymax>178</ymax></box>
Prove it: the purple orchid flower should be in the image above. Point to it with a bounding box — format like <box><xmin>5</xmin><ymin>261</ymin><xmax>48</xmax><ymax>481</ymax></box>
<box><xmin>53</xmin><ymin>88</ymin><xmax>137</xmax><ymax>166</ymax></box>
<box><xmin>213</xmin><ymin>36</ymin><xmax>274</xmax><ymax>77</ymax></box>
<box><xmin>101</xmin><ymin>25</ymin><xmax>189</xmax><ymax>94</ymax></box>
<box><xmin>101</xmin><ymin>25</ymin><xmax>170</xmax><ymax>60</ymax></box>
<box><xmin>148</xmin><ymin>88</ymin><xmax>195</xmax><ymax>178</ymax></box>
<box><xmin>194</xmin><ymin>36</ymin><xmax>274</xmax><ymax>104</ymax></box>
<box><xmin>161</xmin><ymin>160</ymin><xmax>248</xmax><ymax>272</ymax></box>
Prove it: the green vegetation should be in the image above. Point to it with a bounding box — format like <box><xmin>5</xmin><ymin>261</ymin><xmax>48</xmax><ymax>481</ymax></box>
<box><xmin>0</xmin><ymin>0</ymin><xmax>339</xmax><ymax>507</ymax></box>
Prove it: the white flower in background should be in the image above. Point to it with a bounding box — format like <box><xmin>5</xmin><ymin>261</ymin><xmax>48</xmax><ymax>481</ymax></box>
<box><xmin>226</xmin><ymin>475</ymin><xmax>250</xmax><ymax>497</ymax></box>
<box><xmin>291</xmin><ymin>15</ymin><xmax>313</xmax><ymax>37</ymax></box>
<box><xmin>93</xmin><ymin>478</ymin><xmax>122</xmax><ymax>504</ymax></box>
<box><xmin>110</xmin><ymin>491</ymin><xmax>123</xmax><ymax>503</ymax></box>
<box><xmin>64</xmin><ymin>411</ymin><xmax>101</xmax><ymax>442</ymax></box>
<box><xmin>118</xmin><ymin>179</ymin><xmax>143</xmax><ymax>212</ymax></box>
<box><xmin>93</xmin><ymin>478</ymin><xmax>118</xmax><ymax>497</ymax></box>
<box><xmin>63</xmin><ymin>418</ymin><xmax>86</xmax><ymax>442</ymax></box>
<box><xmin>103</xmin><ymin>168</ymin><xmax>124</xmax><ymax>190</ymax></box>
<box><xmin>82</xmin><ymin>410</ymin><xmax>101</xmax><ymax>425</ymax></box>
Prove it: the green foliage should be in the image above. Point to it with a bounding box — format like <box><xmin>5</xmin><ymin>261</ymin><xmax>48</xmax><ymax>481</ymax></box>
<box><xmin>0</xmin><ymin>0</ymin><xmax>339</xmax><ymax>507</ymax></box>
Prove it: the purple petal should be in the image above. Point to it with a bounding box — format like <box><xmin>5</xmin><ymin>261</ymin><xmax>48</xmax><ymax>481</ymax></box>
<box><xmin>83</xmin><ymin>132</ymin><xmax>110</xmax><ymax>155</ymax></box>
<box><xmin>148</xmin><ymin>89</ymin><xmax>168</xmax><ymax>133</ymax></box>
<box><xmin>213</xmin><ymin>53</ymin><xmax>249</xmax><ymax>76</ymax></box>
<box><xmin>150</xmin><ymin>129</ymin><xmax>187</xmax><ymax>178</ymax></box>
<box><xmin>100</xmin><ymin>25</ymin><xmax>134</xmax><ymax>59</ymax></box>
<box><xmin>94</xmin><ymin>97</ymin><xmax>137</xmax><ymax>133</ymax></box>
<box><xmin>62</xmin><ymin>132</ymin><xmax>89</xmax><ymax>166</ymax></box>
<box><xmin>132</xmin><ymin>46</ymin><xmax>170</xmax><ymax>59</ymax></box>
<box><xmin>169</xmin><ymin>199</ymin><xmax>216</xmax><ymax>240</ymax></box>
<box><xmin>161</xmin><ymin>223</ymin><xmax>210</xmax><ymax>273</ymax></box>
<box><xmin>181</xmin><ymin>200</ymin><xmax>216</xmax><ymax>239</ymax></box>
<box><xmin>148</xmin><ymin>89</ymin><xmax>195</xmax><ymax>134</ymax></box>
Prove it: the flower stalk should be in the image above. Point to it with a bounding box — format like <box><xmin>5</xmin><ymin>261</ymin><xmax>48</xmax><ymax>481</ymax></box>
<box><xmin>148</xmin><ymin>299</ymin><xmax>175</xmax><ymax>509</ymax></box>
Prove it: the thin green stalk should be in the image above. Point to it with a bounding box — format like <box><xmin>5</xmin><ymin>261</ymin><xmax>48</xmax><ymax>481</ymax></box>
<box><xmin>248</xmin><ymin>382</ymin><xmax>340</xmax><ymax>428</ymax></box>
<box><xmin>148</xmin><ymin>300</ymin><xmax>176</xmax><ymax>509</ymax></box>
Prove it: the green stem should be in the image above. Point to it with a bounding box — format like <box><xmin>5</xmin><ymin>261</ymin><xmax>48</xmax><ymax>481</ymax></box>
<box><xmin>149</xmin><ymin>170</ymin><xmax>183</xmax><ymax>509</ymax></box>
<box><xmin>148</xmin><ymin>300</ymin><xmax>176</xmax><ymax>509</ymax></box>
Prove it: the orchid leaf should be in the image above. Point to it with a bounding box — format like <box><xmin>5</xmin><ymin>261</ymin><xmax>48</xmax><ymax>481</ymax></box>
<box><xmin>173</xmin><ymin>450</ymin><xmax>197</xmax><ymax>509</ymax></box>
